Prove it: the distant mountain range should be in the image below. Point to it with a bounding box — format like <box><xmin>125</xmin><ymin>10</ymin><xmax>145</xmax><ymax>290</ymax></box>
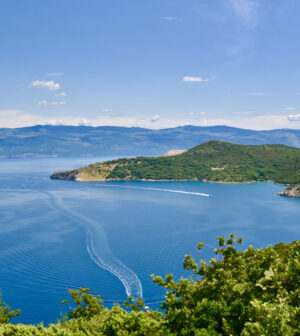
<box><xmin>1</xmin><ymin>125</ymin><xmax>300</xmax><ymax>158</ymax></box>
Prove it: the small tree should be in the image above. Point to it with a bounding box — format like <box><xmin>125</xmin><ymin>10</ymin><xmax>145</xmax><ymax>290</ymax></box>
<box><xmin>62</xmin><ymin>287</ymin><xmax>103</xmax><ymax>320</ymax></box>
<box><xmin>123</xmin><ymin>296</ymin><xmax>145</xmax><ymax>312</ymax></box>
<box><xmin>0</xmin><ymin>292</ymin><xmax>21</xmax><ymax>324</ymax></box>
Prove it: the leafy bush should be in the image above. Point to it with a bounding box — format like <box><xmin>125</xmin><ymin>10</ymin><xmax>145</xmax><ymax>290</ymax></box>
<box><xmin>153</xmin><ymin>235</ymin><xmax>300</xmax><ymax>335</ymax></box>
<box><xmin>0</xmin><ymin>235</ymin><xmax>299</xmax><ymax>335</ymax></box>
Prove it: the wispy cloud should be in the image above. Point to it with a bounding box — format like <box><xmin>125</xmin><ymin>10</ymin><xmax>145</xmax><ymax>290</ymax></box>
<box><xmin>233</xmin><ymin>109</ymin><xmax>258</xmax><ymax>115</ymax></box>
<box><xmin>227</xmin><ymin>0</ymin><xmax>259</xmax><ymax>28</ymax></box>
<box><xmin>151</xmin><ymin>115</ymin><xmax>160</xmax><ymax>122</ymax></box>
<box><xmin>30</xmin><ymin>80</ymin><xmax>60</xmax><ymax>91</ymax></box>
<box><xmin>163</xmin><ymin>16</ymin><xmax>182</xmax><ymax>22</ymax></box>
<box><xmin>102</xmin><ymin>108</ymin><xmax>113</xmax><ymax>113</ymax></box>
<box><xmin>285</xmin><ymin>106</ymin><xmax>295</xmax><ymax>111</ymax></box>
<box><xmin>38</xmin><ymin>100</ymin><xmax>66</xmax><ymax>106</ymax></box>
<box><xmin>189</xmin><ymin>112</ymin><xmax>206</xmax><ymax>116</ymax></box>
<box><xmin>54</xmin><ymin>92</ymin><xmax>67</xmax><ymax>97</ymax></box>
<box><xmin>183</xmin><ymin>76</ymin><xmax>212</xmax><ymax>83</ymax></box>
<box><xmin>47</xmin><ymin>72</ymin><xmax>64</xmax><ymax>77</ymax></box>
<box><xmin>288</xmin><ymin>114</ymin><xmax>300</xmax><ymax>122</ymax></box>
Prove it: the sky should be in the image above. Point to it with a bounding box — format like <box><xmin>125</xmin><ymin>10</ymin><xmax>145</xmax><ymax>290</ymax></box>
<box><xmin>1</xmin><ymin>0</ymin><xmax>300</xmax><ymax>130</ymax></box>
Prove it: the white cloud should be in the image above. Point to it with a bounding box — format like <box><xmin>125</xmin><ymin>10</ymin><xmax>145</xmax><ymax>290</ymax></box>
<box><xmin>54</xmin><ymin>92</ymin><xmax>67</xmax><ymax>97</ymax></box>
<box><xmin>102</xmin><ymin>108</ymin><xmax>113</xmax><ymax>113</ymax></box>
<box><xmin>288</xmin><ymin>114</ymin><xmax>300</xmax><ymax>122</ymax></box>
<box><xmin>0</xmin><ymin>110</ymin><xmax>45</xmax><ymax>128</ymax></box>
<box><xmin>183</xmin><ymin>76</ymin><xmax>211</xmax><ymax>83</ymax></box>
<box><xmin>195</xmin><ymin>115</ymin><xmax>298</xmax><ymax>130</ymax></box>
<box><xmin>151</xmin><ymin>115</ymin><xmax>160</xmax><ymax>122</ymax></box>
<box><xmin>163</xmin><ymin>16</ymin><xmax>182</xmax><ymax>22</ymax></box>
<box><xmin>47</xmin><ymin>72</ymin><xmax>64</xmax><ymax>77</ymax></box>
<box><xmin>228</xmin><ymin>0</ymin><xmax>258</xmax><ymax>28</ymax></box>
<box><xmin>30</xmin><ymin>80</ymin><xmax>60</xmax><ymax>91</ymax></box>
<box><xmin>285</xmin><ymin>106</ymin><xmax>295</xmax><ymax>111</ymax></box>
<box><xmin>189</xmin><ymin>112</ymin><xmax>206</xmax><ymax>116</ymax></box>
<box><xmin>38</xmin><ymin>100</ymin><xmax>66</xmax><ymax>106</ymax></box>
<box><xmin>38</xmin><ymin>100</ymin><xmax>48</xmax><ymax>106</ymax></box>
<box><xmin>51</xmin><ymin>101</ymin><xmax>66</xmax><ymax>106</ymax></box>
<box><xmin>47</xmin><ymin>117</ymin><xmax>90</xmax><ymax>126</ymax></box>
<box><xmin>0</xmin><ymin>110</ymin><xmax>23</xmax><ymax>119</ymax></box>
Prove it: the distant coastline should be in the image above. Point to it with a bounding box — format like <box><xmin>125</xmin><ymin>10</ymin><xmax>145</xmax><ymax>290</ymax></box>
<box><xmin>65</xmin><ymin>177</ymin><xmax>299</xmax><ymax>197</ymax></box>
<box><xmin>75</xmin><ymin>176</ymin><xmax>258</xmax><ymax>184</ymax></box>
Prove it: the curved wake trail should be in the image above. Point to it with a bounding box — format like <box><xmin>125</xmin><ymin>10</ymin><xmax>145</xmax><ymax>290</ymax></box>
<box><xmin>41</xmin><ymin>191</ymin><xmax>143</xmax><ymax>299</ymax></box>
<box><xmin>36</xmin><ymin>185</ymin><xmax>210</xmax><ymax>299</ymax></box>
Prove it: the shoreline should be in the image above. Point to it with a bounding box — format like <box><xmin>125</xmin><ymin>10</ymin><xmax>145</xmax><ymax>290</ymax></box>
<box><xmin>75</xmin><ymin>176</ymin><xmax>270</xmax><ymax>184</ymax></box>
<box><xmin>53</xmin><ymin>175</ymin><xmax>299</xmax><ymax>198</ymax></box>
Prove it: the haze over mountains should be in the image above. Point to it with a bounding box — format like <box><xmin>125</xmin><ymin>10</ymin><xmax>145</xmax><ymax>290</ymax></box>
<box><xmin>1</xmin><ymin>125</ymin><xmax>300</xmax><ymax>159</ymax></box>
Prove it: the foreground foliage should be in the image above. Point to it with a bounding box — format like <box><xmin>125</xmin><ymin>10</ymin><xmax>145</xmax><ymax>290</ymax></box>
<box><xmin>0</xmin><ymin>236</ymin><xmax>299</xmax><ymax>335</ymax></box>
<box><xmin>0</xmin><ymin>293</ymin><xmax>20</xmax><ymax>325</ymax></box>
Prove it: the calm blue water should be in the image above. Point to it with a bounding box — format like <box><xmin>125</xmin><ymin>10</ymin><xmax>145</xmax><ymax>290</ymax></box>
<box><xmin>0</xmin><ymin>157</ymin><xmax>299</xmax><ymax>325</ymax></box>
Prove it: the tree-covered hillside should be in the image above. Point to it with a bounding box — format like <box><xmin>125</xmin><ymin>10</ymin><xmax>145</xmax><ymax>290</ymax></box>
<box><xmin>51</xmin><ymin>141</ymin><xmax>300</xmax><ymax>185</ymax></box>
<box><xmin>1</xmin><ymin>236</ymin><xmax>299</xmax><ymax>335</ymax></box>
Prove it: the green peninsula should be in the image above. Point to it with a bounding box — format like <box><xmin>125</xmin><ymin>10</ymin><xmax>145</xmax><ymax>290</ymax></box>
<box><xmin>51</xmin><ymin>141</ymin><xmax>300</xmax><ymax>193</ymax></box>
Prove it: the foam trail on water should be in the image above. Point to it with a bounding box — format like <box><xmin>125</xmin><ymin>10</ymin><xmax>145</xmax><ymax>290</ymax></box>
<box><xmin>142</xmin><ymin>187</ymin><xmax>211</xmax><ymax>197</ymax></box>
<box><xmin>41</xmin><ymin>191</ymin><xmax>143</xmax><ymax>299</ymax></box>
<box><xmin>102</xmin><ymin>185</ymin><xmax>211</xmax><ymax>197</ymax></box>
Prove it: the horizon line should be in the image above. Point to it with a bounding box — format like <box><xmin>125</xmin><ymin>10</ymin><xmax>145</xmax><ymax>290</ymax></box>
<box><xmin>1</xmin><ymin>123</ymin><xmax>300</xmax><ymax>132</ymax></box>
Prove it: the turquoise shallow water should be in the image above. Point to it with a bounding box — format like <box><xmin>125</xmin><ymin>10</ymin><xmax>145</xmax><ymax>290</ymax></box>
<box><xmin>0</xmin><ymin>157</ymin><xmax>299</xmax><ymax>325</ymax></box>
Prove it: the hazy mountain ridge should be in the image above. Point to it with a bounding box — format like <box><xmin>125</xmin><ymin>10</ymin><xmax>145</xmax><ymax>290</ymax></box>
<box><xmin>1</xmin><ymin>125</ymin><xmax>300</xmax><ymax>158</ymax></box>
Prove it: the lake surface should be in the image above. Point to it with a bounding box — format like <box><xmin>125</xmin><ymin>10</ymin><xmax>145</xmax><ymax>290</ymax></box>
<box><xmin>0</xmin><ymin>157</ymin><xmax>299</xmax><ymax>325</ymax></box>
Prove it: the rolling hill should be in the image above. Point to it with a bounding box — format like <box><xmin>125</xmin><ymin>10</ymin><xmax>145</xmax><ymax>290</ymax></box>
<box><xmin>50</xmin><ymin>141</ymin><xmax>300</xmax><ymax>186</ymax></box>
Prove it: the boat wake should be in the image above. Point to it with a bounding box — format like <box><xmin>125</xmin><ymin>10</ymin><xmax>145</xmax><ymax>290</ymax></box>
<box><xmin>95</xmin><ymin>184</ymin><xmax>211</xmax><ymax>197</ymax></box>
<box><xmin>35</xmin><ymin>185</ymin><xmax>210</xmax><ymax>299</ymax></box>
<box><xmin>40</xmin><ymin>190</ymin><xmax>143</xmax><ymax>299</ymax></box>
<box><xmin>131</xmin><ymin>186</ymin><xmax>211</xmax><ymax>197</ymax></box>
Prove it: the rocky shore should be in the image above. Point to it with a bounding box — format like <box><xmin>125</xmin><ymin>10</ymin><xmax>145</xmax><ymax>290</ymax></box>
<box><xmin>278</xmin><ymin>185</ymin><xmax>300</xmax><ymax>198</ymax></box>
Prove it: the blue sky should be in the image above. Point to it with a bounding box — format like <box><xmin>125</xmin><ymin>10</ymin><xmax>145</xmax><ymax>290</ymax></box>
<box><xmin>1</xmin><ymin>0</ymin><xmax>300</xmax><ymax>129</ymax></box>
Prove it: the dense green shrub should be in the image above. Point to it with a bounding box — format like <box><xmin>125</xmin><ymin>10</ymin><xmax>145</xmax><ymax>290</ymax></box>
<box><xmin>153</xmin><ymin>235</ymin><xmax>299</xmax><ymax>335</ymax></box>
<box><xmin>0</xmin><ymin>235</ymin><xmax>299</xmax><ymax>335</ymax></box>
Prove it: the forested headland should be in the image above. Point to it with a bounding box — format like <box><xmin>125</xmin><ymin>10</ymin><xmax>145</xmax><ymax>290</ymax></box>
<box><xmin>51</xmin><ymin>141</ymin><xmax>300</xmax><ymax>196</ymax></box>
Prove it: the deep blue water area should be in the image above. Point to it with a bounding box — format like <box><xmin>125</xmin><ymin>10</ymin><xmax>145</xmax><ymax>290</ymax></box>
<box><xmin>0</xmin><ymin>157</ymin><xmax>299</xmax><ymax>325</ymax></box>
